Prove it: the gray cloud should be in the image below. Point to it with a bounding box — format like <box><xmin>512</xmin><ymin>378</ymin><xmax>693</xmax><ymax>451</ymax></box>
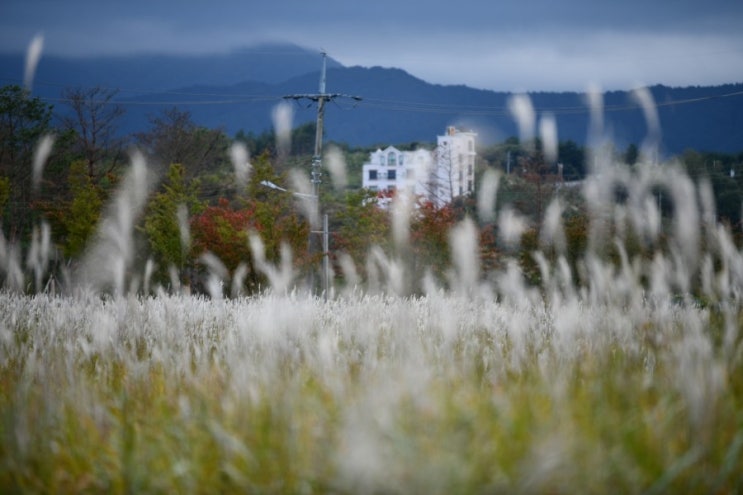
<box><xmin>2</xmin><ymin>0</ymin><xmax>742</xmax><ymax>91</ymax></box>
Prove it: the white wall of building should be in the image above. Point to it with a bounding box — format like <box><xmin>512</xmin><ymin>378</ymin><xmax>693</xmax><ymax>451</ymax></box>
<box><xmin>433</xmin><ymin>126</ymin><xmax>477</xmax><ymax>206</ymax></box>
<box><xmin>361</xmin><ymin>127</ymin><xmax>476</xmax><ymax>208</ymax></box>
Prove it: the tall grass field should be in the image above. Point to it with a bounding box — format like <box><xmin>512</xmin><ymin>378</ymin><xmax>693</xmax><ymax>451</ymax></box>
<box><xmin>2</xmin><ymin>89</ymin><xmax>743</xmax><ymax>492</ymax></box>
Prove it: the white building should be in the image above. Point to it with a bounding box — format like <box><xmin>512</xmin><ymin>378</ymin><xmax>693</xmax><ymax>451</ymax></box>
<box><xmin>361</xmin><ymin>146</ymin><xmax>432</xmax><ymax>207</ymax></box>
<box><xmin>361</xmin><ymin>126</ymin><xmax>476</xmax><ymax>208</ymax></box>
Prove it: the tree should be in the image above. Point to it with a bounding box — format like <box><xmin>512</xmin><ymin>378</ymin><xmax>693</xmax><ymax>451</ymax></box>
<box><xmin>62</xmin><ymin>160</ymin><xmax>103</xmax><ymax>258</ymax></box>
<box><xmin>60</xmin><ymin>85</ymin><xmax>125</xmax><ymax>179</ymax></box>
<box><xmin>0</xmin><ymin>84</ymin><xmax>54</xmax><ymax>240</ymax></box>
<box><xmin>410</xmin><ymin>200</ymin><xmax>458</xmax><ymax>281</ymax></box>
<box><xmin>427</xmin><ymin>145</ymin><xmax>454</xmax><ymax>206</ymax></box>
<box><xmin>711</xmin><ymin>173</ymin><xmax>741</xmax><ymax>226</ymax></box>
<box><xmin>330</xmin><ymin>188</ymin><xmax>391</xmax><ymax>277</ymax></box>
<box><xmin>243</xmin><ymin>153</ymin><xmax>311</xmax><ymax>272</ymax></box>
<box><xmin>236</xmin><ymin>122</ymin><xmax>317</xmax><ymax>156</ymax></box>
<box><xmin>681</xmin><ymin>149</ymin><xmax>743</xmax><ymax>226</ymax></box>
<box><xmin>0</xmin><ymin>177</ymin><xmax>9</xmax><ymax>214</ymax></box>
<box><xmin>623</xmin><ymin>143</ymin><xmax>639</xmax><ymax>166</ymax></box>
<box><xmin>190</xmin><ymin>198</ymin><xmax>260</xmax><ymax>292</ymax></box>
<box><xmin>135</xmin><ymin>107</ymin><xmax>230</xmax><ymax>178</ymax></box>
<box><xmin>510</xmin><ymin>147</ymin><xmax>563</xmax><ymax>223</ymax></box>
<box><xmin>558</xmin><ymin>140</ymin><xmax>586</xmax><ymax>180</ymax></box>
<box><xmin>289</xmin><ymin>121</ymin><xmax>317</xmax><ymax>156</ymax></box>
<box><xmin>143</xmin><ymin>163</ymin><xmax>204</xmax><ymax>284</ymax></box>
<box><xmin>482</xmin><ymin>138</ymin><xmax>585</xmax><ymax>181</ymax></box>
<box><xmin>234</xmin><ymin>128</ymin><xmax>274</xmax><ymax>158</ymax></box>
<box><xmin>189</xmin><ymin>152</ymin><xmax>311</xmax><ymax>295</ymax></box>
<box><xmin>480</xmin><ymin>137</ymin><xmax>524</xmax><ymax>175</ymax></box>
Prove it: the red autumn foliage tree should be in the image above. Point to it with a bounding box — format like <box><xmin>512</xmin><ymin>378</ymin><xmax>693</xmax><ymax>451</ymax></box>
<box><xmin>410</xmin><ymin>200</ymin><xmax>458</xmax><ymax>280</ymax></box>
<box><xmin>409</xmin><ymin>198</ymin><xmax>500</xmax><ymax>285</ymax></box>
<box><xmin>189</xmin><ymin>153</ymin><xmax>312</xmax><ymax>294</ymax></box>
<box><xmin>190</xmin><ymin>197</ymin><xmax>257</xmax><ymax>273</ymax></box>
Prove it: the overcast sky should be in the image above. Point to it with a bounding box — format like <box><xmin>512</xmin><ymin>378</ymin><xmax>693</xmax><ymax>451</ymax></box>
<box><xmin>2</xmin><ymin>0</ymin><xmax>743</xmax><ymax>91</ymax></box>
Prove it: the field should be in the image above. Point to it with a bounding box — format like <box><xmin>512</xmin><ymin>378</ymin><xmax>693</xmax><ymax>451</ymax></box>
<box><xmin>2</xmin><ymin>286</ymin><xmax>742</xmax><ymax>493</ymax></box>
<box><xmin>3</xmin><ymin>128</ymin><xmax>743</xmax><ymax>492</ymax></box>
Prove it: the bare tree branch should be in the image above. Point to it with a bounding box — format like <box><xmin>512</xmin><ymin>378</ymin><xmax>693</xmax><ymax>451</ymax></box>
<box><xmin>61</xmin><ymin>86</ymin><xmax>125</xmax><ymax>179</ymax></box>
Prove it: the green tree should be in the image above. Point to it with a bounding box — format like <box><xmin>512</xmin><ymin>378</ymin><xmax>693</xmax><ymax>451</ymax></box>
<box><xmin>511</xmin><ymin>149</ymin><xmax>561</xmax><ymax>222</ymax></box>
<box><xmin>681</xmin><ymin>149</ymin><xmax>743</xmax><ymax>226</ymax></box>
<box><xmin>235</xmin><ymin>122</ymin><xmax>318</xmax><ymax>160</ymax></box>
<box><xmin>0</xmin><ymin>84</ymin><xmax>54</xmax><ymax>240</ymax></box>
<box><xmin>480</xmin><ymin>137</ymin><xmax>524</xmax><ymax>174</ymax></box>
<box><xmin>244</xmin><ymin>153</ymin><xmax>311</xmax><ymax>271</ymax></box>
<box><xmin>0</xmin><ymin>176</ymin><xmax>9</xmax><ymax>213</ymax></box>
<box><xmin>143</xmin><ymin>163</ymin><xmax>204</xmax><ymax>282</ymax></box>
<box><xmin>712</xmin><ymin>175</ymin><xmax>741</xmax><ymax>226</ymax></box>
<box><xmin>623</xmin><ymin>143</ymin><xmax>639</xmax><ymax>166</ymax></box>
<box><xmin>289</xmin><ymin>122</ymin><xmax>318</xmax><ymax>156</ymax></box>
<box><xmin>331</xmin><ymin>188</ymin><xmax>391</xmax><ymax>276</ymax></box>
<box><xmin>234</xmin><ymin>128</ymin><xmax>274</xmax><ymax>158</ymax></box>
<box><xmin>63</xmin><ymin>160</ymin><xmax>102</xmax><ymax>258</ymax></box>
<box><xmin>558</xmin><ymin>140</ymin><xmax>586</xmax><ymax>179</ymax></box>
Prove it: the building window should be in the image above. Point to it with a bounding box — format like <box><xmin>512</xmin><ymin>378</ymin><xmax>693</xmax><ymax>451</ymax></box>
<box><xmin>369</xmin><ymin>170</ymin><xmax>378</xmax><ymax>180</ymax></box>
<box><xmin>459</xmin><ymin>186</ymin><xmax>463</xmax><ymax>196</ymax></box>
<box><xmin>468</xmin><ymin>180</ymin><xmax>473</xmax><ymax>192</ymax></box>
<box><xmin>388</xmin><ymin>152</ymin><xmax>397</xmax><ymax>166</ymax></box>
<box><xmin>467</xmin><ymin>164</ymin><xmax>473</xmax><ymax>175</ymax></box>
<box><xmin>468</xmin><ymin>140</ymin><xmax>474</xmax><ymax>152</ymax></box>
<box><xmin>387</xmin><ymin>169</ymin><xmax>396</xmax><ymax>180</ymax></box>
<box><xmin>399</xmin><ymin>154</ymin><xmax>404</xmax><ymax>166</ymax></box>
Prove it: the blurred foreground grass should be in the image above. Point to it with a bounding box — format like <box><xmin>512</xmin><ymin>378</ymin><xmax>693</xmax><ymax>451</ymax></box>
<box><xmin>1</xmin><ymin>292</ymin><xmax>742</xmax><ymax>494</ymax></box>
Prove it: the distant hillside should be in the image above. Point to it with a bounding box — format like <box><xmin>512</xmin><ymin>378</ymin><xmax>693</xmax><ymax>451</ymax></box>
<box><xmin>1</xmin><ymin>44</ymin><xmax>741</xmax><ymax>154</ymax></box>
<box><xmin>118</xmin><ymin>67</ymin><xmax>743</xmax><ymax>155</ymax></box>
<box><xmin>0</xmin><ymin>42</ymin><xmax>342</xmax><ymax>94</ymax></box>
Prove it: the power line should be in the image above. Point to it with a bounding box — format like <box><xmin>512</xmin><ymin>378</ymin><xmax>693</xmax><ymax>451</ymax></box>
<box><xmin>3</xmin><ymin>74</ymin><xmax>741</xmax><ymax>115</ymax></box>
<box><xmin>283</xmin><ymin>51</ymin><xmax>362</xmax><ymax>195</ymax></box>
<box><xmin>29</xmin><ymin>89</ymin><xmax>743</xmax><ymax>113</ymax></box>
<box><xmin>0</xmin><ymin>75</ymin><xmax>286</xmax><ymax>103</ymax></box>
<box><xmin>357</xmin><ymin>89</ymin><xmax>743</xmax><ymax>116</ymax></box>
<box><xmin>39</xmin><ymin>95</ymin><xmax>282</xmax><ymax>106</ymax></box>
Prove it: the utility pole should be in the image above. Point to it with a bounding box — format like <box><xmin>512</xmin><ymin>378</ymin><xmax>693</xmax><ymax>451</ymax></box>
<box><xmin>283</xmin><ymin>50</ymin><xmax>361</xmax><ymax>297</ymax></box>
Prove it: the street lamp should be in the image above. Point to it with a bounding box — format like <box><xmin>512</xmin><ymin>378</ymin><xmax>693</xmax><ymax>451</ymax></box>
<box><xmin>260</xmin><ymin>180</ymin><xmax>331</xmax><ymax>298</ymax></box>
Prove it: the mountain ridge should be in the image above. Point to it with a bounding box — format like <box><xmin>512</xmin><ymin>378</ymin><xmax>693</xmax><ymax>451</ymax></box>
<box><xmin>0</xmin><ymin>42</ymin><xmax>343</xmax><ymax>92</ymax></box>
<box><xmin>1</xmin><ymin>43</ymin><xmax>741</xmax><ymax>154</ymax></box>
<box><xmin>139</xmin><ymin>68</ymin><xmax>740</xmax><ymax>154</ymax></box>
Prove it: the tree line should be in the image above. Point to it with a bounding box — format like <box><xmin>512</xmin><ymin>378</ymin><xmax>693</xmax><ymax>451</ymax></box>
<box><xmin>2</xmin><ymin>83</ymin><xmax>743</xmax><ymax>295</ymax></box>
